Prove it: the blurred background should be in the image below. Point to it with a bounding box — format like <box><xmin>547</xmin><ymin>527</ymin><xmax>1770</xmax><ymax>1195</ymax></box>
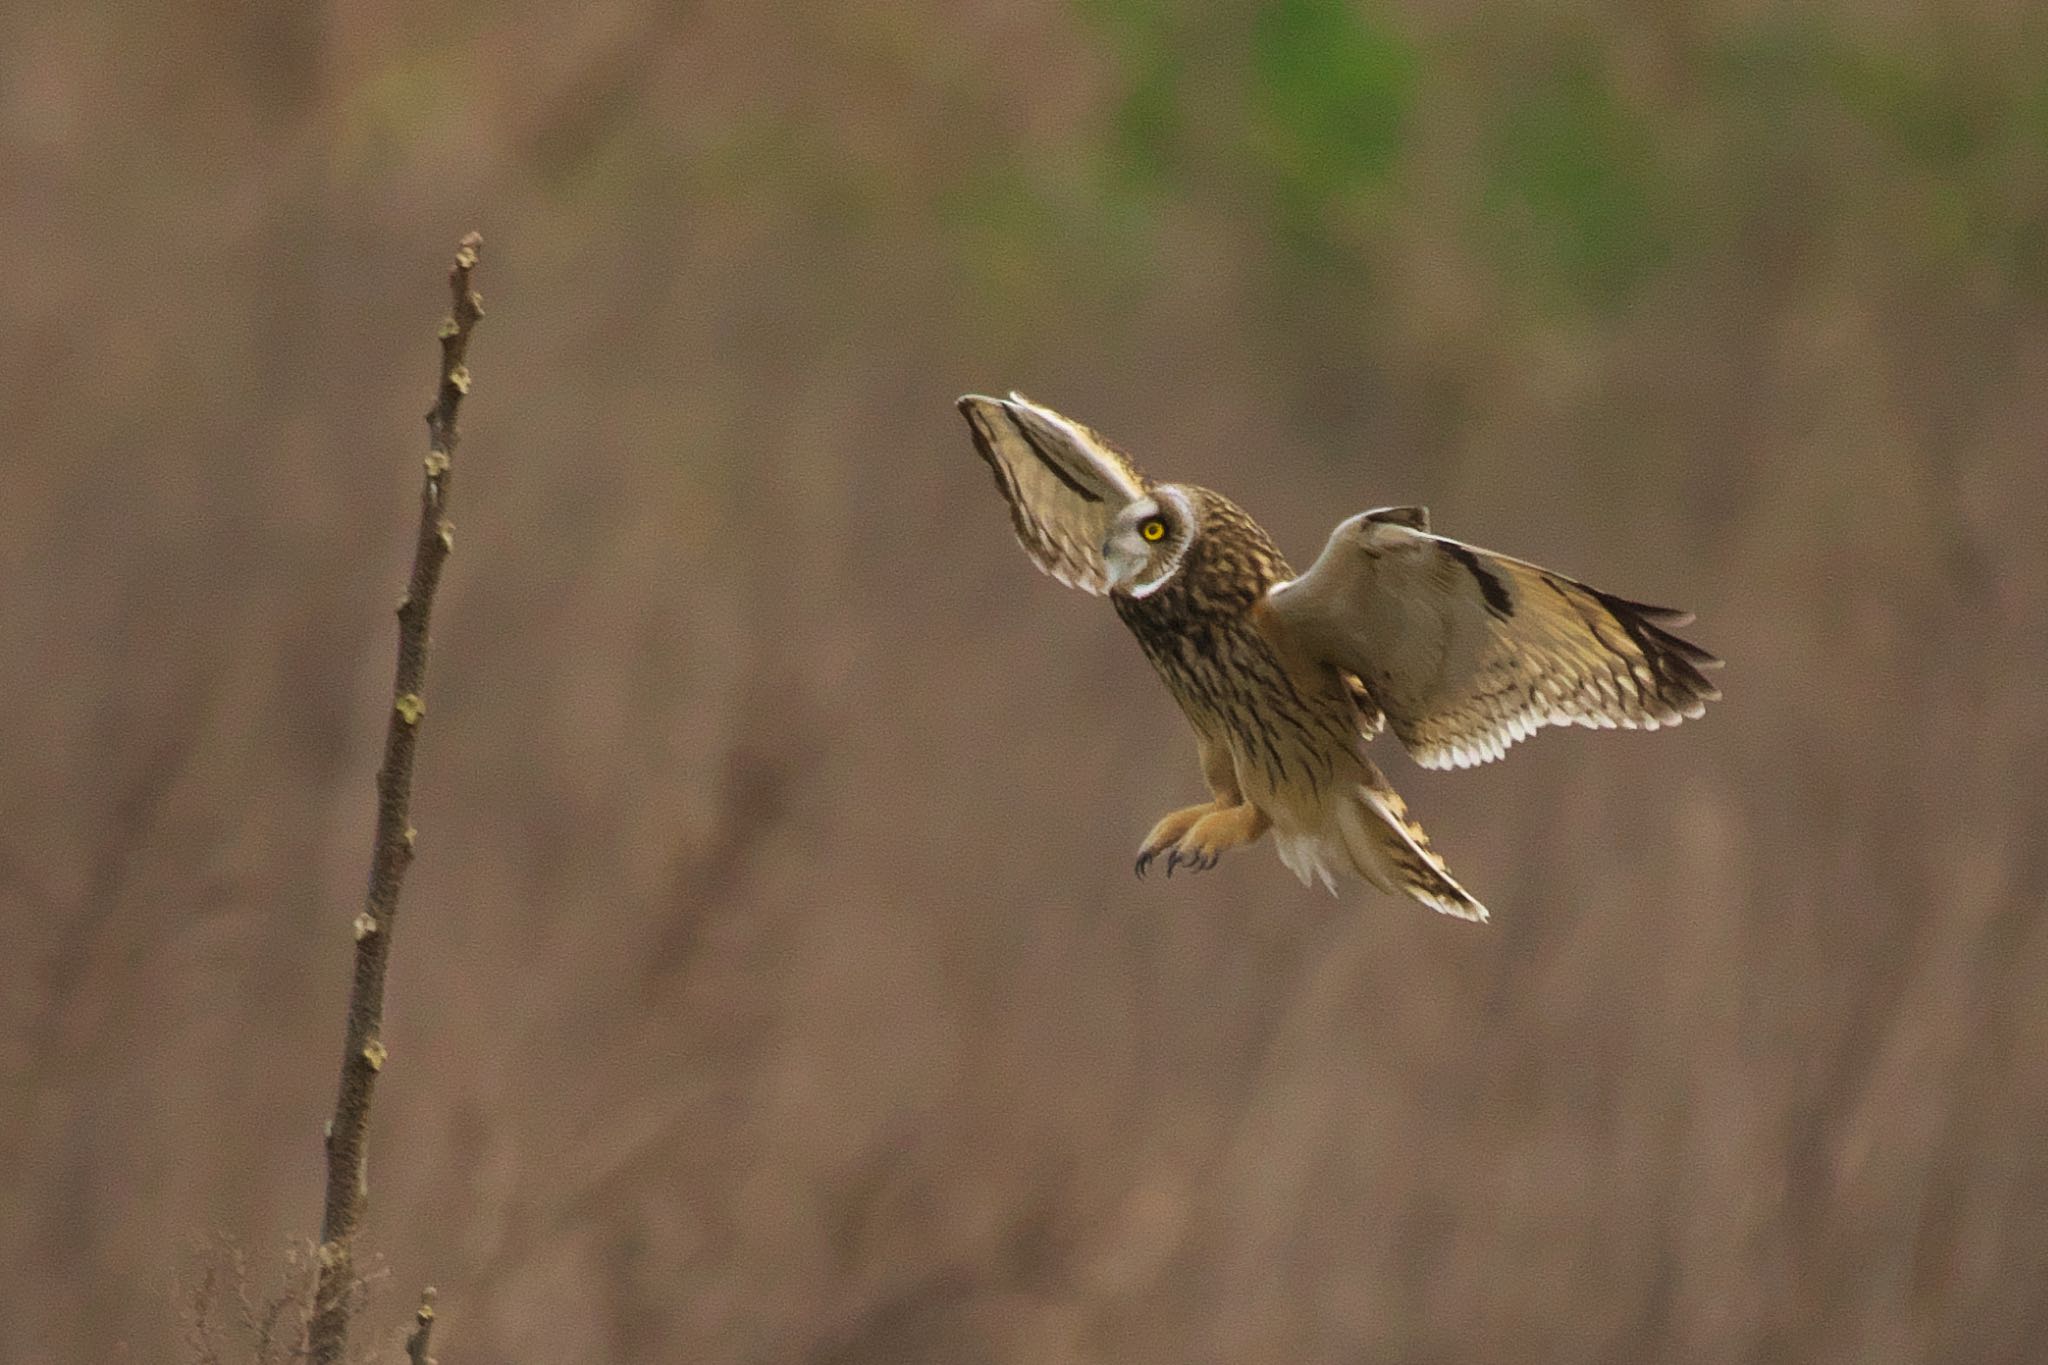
<box><xmin>5</xmin><ymin>0</ymin><xmax>2047</xmax><ymax>1361</ymax></box>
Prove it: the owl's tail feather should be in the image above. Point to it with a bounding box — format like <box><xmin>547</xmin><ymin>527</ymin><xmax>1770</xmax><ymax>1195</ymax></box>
<box><xmin>1340</xmin><ymin>782</ymin><xmax>1488</xmax><ymax>921</ymax></box>
<box><xmin>1274</xmin><ymin>766</ymin><xmax>1488</xmax><ymax>921</ymax></box>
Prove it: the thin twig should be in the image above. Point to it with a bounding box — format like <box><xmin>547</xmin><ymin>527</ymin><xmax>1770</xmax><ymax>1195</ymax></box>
<box><xmin>404</xmin><ymin>1288</ymin><xmax>438</xmax><ymax>1365</ymax></box>
<box><xmin>306</xmin><ymin>233</ymin><xmax>484</xmax><ymax>1365</ymax></box>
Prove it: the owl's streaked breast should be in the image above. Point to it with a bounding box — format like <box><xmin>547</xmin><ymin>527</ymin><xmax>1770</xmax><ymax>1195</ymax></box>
<box><xmin>1112</xmin><ymin>490</ymin><xmax>1359</xmax><ymax>799</ymax></box>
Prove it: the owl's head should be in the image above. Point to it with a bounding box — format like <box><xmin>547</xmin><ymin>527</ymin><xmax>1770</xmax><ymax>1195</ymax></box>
<box><xmin>1105</xmin><ymin>485</ymin><xmax>1199</xmax><ymax>597</ymax></box>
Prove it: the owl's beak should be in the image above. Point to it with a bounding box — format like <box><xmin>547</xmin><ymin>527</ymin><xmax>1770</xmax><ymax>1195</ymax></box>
<box><xmin>1103</xmin><ymin>532</ymin><xmax>1144</xmax><ymax>589</ymax></box>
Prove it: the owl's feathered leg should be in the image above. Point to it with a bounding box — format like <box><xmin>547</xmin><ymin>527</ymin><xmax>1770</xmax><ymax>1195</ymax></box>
<box><xmin>1136</xmin><ymin>734</ymin><xmax>1267</xmax><ymax>878</ymax></box>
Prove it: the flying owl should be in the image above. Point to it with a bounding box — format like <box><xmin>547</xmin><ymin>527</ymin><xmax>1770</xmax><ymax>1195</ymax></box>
<box><xmin>957</xmin><ymin>392</ymin><xmax>1721</xmax><ymax>921</ymax></box>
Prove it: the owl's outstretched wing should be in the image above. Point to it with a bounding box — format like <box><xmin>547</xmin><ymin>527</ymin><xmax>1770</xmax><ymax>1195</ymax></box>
<box><xmin>1264</xmin><ymin>508</ymin><xmax>1722</xmax><ymax>769</ymax></box>
<box><xmin>957</xmin><ymin>393</ymin><xmax>1151</xmax><ymax>595</ymax></box>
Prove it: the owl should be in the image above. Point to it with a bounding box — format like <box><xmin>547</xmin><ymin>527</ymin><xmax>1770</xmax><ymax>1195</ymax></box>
<box><xmin>958</xmin><ymin>392</ymin><xmax>1721</xmax><ymax>921</ymax></box>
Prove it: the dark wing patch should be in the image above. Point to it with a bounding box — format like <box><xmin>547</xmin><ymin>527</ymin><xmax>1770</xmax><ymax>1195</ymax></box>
<box><xmin>1008</xmin><ymin>415</ymin><xmax>1104</xmax><ymax>502</ymax></box>
<box><xmin>1442</xmin><ymin>541</ymin><xmax>1515</xmax><ymax>619</ymax></box>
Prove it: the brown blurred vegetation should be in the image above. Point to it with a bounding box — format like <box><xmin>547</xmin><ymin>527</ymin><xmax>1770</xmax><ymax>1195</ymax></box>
<box><xmin>5</xmin><ymin>0</ymin><xmax>2047</xmax><ymax>1361</ymax></box>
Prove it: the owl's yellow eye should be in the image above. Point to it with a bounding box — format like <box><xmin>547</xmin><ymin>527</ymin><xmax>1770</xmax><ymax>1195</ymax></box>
<box><xmin>1140</xmin><ymin>518</ymin><xmax>1167</xmax><ymax>542</ymax></box>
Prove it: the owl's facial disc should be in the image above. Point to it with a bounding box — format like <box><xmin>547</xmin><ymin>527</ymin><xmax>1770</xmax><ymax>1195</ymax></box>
<box><xmin>1104</xmin><ymin>488</ymin><xmax>1194</xmax><ymax>596</ymax></box>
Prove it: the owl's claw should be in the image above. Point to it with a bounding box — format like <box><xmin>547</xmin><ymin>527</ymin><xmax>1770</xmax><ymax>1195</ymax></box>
<box><xmin>1137</xmin><ymin>803</ymin><xmax>1268</xmax><ymax>880</ymax></box>
<box><xmin>1137</xmin><ymin>833</ymin><xmax>1231</xmax><ymax>879</ymax></box>
<box><xmin>1136</xmin><ymin>801</ymin><xmax>1260</xmax><ymax>879</ymax></box>
<box><xmin>1135</xmin><ymin>802</ymin><xmax>1218</xmax><ymax>881</ymax></box>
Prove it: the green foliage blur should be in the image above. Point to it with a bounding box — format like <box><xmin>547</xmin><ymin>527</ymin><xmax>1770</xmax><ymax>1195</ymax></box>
<box><xmin>947</xmin><ymin>3</ymin><xmax>2048</xmax><ymax>313</ymax></box>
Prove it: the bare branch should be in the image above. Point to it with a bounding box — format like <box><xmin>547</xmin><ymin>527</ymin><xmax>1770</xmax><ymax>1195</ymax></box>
<box><xmin>404</xmin><ymin>1288</ymin><xmax>437</xmax><ymax>1365</ymax></box>
<box><xmin>306</xmin><ymin>232</ymin><xmax>484</xmax><ymax>1365</ymax></box>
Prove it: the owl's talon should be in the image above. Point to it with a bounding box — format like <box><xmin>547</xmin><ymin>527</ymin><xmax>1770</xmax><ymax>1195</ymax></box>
<box><xmin>1135</xmin><ymin>802</ymin><xmax>1218</xmax><ymax>884</ymax></box>
<box><xmin>1161</xmin><ymin>803</ymin><xmax>1268</xmax><ymax>877</ymax></box>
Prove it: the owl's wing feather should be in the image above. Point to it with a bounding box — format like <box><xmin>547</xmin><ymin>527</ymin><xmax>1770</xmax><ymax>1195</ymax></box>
<box><xmin>1264</xmin><ymin>513</ymin><xmax>1721</xmax><ymax>769</ymax></box>
<box><xmin>958</xmin><ymin>393</ymin><xmax>1150</xmax><ymax>595</ymax></box>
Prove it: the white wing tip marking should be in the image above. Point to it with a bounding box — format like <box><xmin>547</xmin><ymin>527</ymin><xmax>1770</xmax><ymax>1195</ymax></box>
<box><xmin>1412</xmin><ymin>693</ymin><xmax>1719</xmax><ymax>770</ymax></box>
